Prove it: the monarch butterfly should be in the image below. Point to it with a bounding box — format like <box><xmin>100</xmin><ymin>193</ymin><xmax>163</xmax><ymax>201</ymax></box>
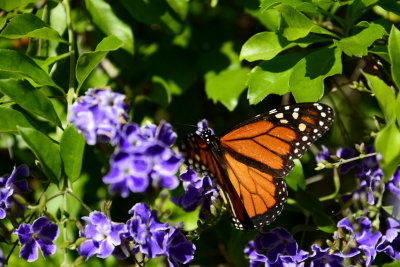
<box><xmin>181</xmin><ymin>103</ymin><xmax>334</xmax><ymax>230</ymax></box>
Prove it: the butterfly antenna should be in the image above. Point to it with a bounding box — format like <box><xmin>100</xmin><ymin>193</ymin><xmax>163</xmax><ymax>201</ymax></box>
<box><xmin>175</xmin><ymin>122</ymin><xmax>197</xmax><ymax>129</ymax></box>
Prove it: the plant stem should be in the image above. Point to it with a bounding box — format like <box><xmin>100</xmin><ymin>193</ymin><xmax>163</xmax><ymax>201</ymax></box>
<box><xmin>63</xmin><ymin>0</ymin><xmax>76</xmax><ymax>106</ymax></box>
<box><xmin>66</xmin><ymin>189</ymin><xmax>92</xmax><ymax>212</ymax></box>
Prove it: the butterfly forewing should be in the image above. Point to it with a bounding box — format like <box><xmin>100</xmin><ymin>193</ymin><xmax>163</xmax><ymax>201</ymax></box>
<box><xmin>182</xmin><ymin>102</ymin><xmax>334</xmax><ymax>230</ymax></box>
<box><xmin>220</xmin><ymin>103</ymin><xmax>334</xmax><ymax>178</ymax></box>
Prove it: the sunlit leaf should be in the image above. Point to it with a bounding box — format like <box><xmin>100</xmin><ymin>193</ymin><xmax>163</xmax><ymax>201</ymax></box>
<box><xmin>290</xmin><ymin>47</ymin><xmax>342</xmax><ymax>102</ymax></box>
<box><xmin>205</xmin><ymin>67</ymin><xmax>250</xmax><ymax>111</ymax></box>
<box><xmin>240</xmin><ymin>31</ymin><xmax>330</xmax><ymax>62</ymax></box>
<box><xmin>76</xmin><ymin>35</ymin><xmax>123</xmax><ymax>91</ymax></box>
<box><xmin>85</xmin><ymin>0</ymin><xmax>134</xmax><ymax>54</ymax></box>
<box><xmin>0</xmin><ymin>79</ymin><xmax>62</xmax><ymax>127</ymax></box>
<box><xmin>388</xmin><ymin>25</ymin><xmax>400</xmax><ymax>89</ymax></box>
<box><xmin>0</xmin><ymin>14</ymin><xmax>67</xmax><ymax>43</ymax></box>
<box><xmin>0</xmin><ymin>49</ymin><xmax>63</xmax><ymax>92</ymax></box>
<box><xmin>375</xmin><ymin>121</ymin><xmax>400</xmax><ymax>178</ymax></box>
<box><xmin>0</xmin><ymin>0</ymin><xmax>37</xmax><ymax>12</ymax></box>
<box><xmin>280</xmin><ymin>5</ymin><xmax>336</xmax><ymax>41</ymax></box>
<box><xmin>0</xmin><ymin>107</ymin><xmax>32</xmax><ymax>133</ymax></box>
<box><xmin>247</xmin><ymin>52</ymin><xmax>304</xmax><ymax>104</ymax></box>
<box><xmin>60</xmin><ymin>126</ymin><xmax>85</xmax><ymax>182</ymax></box>
<box><xmin>363</xmin><ymin>72</ymin><xmax>395</xmax><ymax>121</ymax></box>
<box><xmin>335</xmin><ymin>23</ymin><xmax>386</xmax><ymax>57</ymax></box>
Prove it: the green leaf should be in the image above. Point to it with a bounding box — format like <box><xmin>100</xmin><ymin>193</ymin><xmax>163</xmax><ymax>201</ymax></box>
<box><xmin>18</xmin><ymin>126</ymin><xmax>62</xmax><ymax>183</ymax></box>
<box><xmin>280</xmin><ymin>5</ymin><xmax>336</xmax><ymax>41</ymax></box>
<box><xmin>378</xmin><ymin>0</ymin><xmax>400</xmax><ymax>17</ymax></box>
<box><xmin>32</xmin><ymin>52</ymin><xmax>71</xmax><ymax>73</ymax></box>
<box><xmin>148</xmin><ymin>75</ymin><xmax>172</xmax><ymax>107</ymax></box>
<box><xmin>369</xmin><ymin>45</ymin><xmax>390</xmax><ymax>62</ymax></box>
<box><xmin>240</xmin><ymin>32</ymin><xmax>291</xmax><ymax>62</ymax></box>
<box><xmin>285</xmin><ymin>159</ymin><xmax>305</xmax><ymax>191</ymax></box>
<box><xmin>335</xmin><ymin>23</ymin><xmax>386</xmax><ymax>57</ymax></box>
<box><xmin>0</xmin><ymin>14</ymin><xmax>67</xmax><ymax>43</ymax></box>
<box><xmin>247</xmin><ymin>52</ymin><xmax>304</xmax><ymax>104</ymax></box>
<box><xmin>0</xmin><ymin>79</ymin><xmax>61</xmax><ymax>127</ymax></box>
<box><xmin>0</xmin><ymin>49</ymin><xmax>63</xmax><ymax>92</ymax></box>
<box><xmin>388</xmin><ymin>25</ymin><xmax>400</xmax><ymax>89</ymax></box>
<box><xmin>0</xmin><ymin>0</ymin><xmax>37</xmax><ymax>11</ymax></box>
<box><xmin>60</xmin><ymin>126</ymin><xmax>85</xmax><ymax>182</ymax></box>
<box><xmin>85</xmin><ymin>0</ymin><xmax>134</xmax><ymax>54</ymax></box>
<box><xmin>76</xmin><ymin>35</ymin><xmax>123</xmax><ymax>91</ymax></box>
<box><xmin>375</xmin><ymin>121</ymin><xmax>400</xmax><ymax>178</ymax></box>
<box><xmin>382</xmin><ymin>260</ymin><xmax>400</xmax><ymax>267</ymax></box>
<box><xmin>246</xmin><ymin>8</ymin><xmax>280</xmax><ymax>31</ymax></box>
<box><xmin>0</xmin><ymin>107</ymin><xmax>32</xmax><ymax>133</ymax></box>
<box><xmin>120</xmin><ymin>0</ymin><xmax>183</xmax><ymax>34</ymax></box>
<box><xmin>261</xmin><ymin>0</ymin><xmax>304</xmax><ymax>10</ymax></box>
<box><xmin>166</xmin><ymin>0</ymin><xmax>189</xmax><ymax>20</ymax></box>
<box><xmin>0</xmin><ymin>79</ymin><xmax>62</xmax><ymax>127</ymax></box>
<box><xmin>290</xmin><ymin>47</ymin><xmax>342</xmax><ymax>102</ymax></box>
<box><xmin>363</xmin><ymin>72</ymin><xmax>395</xmax><ymax>121</ymax></box>
<box><xmin>397</xmin><ymin>95</ymin><xmax>400</xmax><ymax>128</ymax></box>
<box><xmin>240</xmin><ymin>32</ymin><xmax>330</xmax><ymax>62</ymax></box>
<box><xmin>205</xmin><ymin>67</ymin><xmax>250</xmax><ymax>111</ymax></box>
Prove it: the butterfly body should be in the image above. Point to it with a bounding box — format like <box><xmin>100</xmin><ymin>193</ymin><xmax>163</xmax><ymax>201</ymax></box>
<box><xmin>182</xmin><ymin>103</ymin><xmax>334</xmax><ymax>230</ymax></box>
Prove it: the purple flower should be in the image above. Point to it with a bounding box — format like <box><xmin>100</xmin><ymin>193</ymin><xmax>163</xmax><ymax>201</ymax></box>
<box><xmin>377</xmin><ymin>218</ymin><xmax>400</xmax><ymax>260</ymax></box>
<box><xmin>337</xmin><ymin>216</ymin><xmax>381</xmax><ymax>265</ymax></box>
<box><xmin>163</xmin><ymin>227</ymin><xmax>196</xmax><ymax>267</ymax></box>
<box><xmin>336</xmin><ymin>147</ymin><xmax>357</xmax><ymax>174</ymax></box>
<box><xmin>309</xmin><ymin>244</ymin><xmax>343</xmax><ymax>267</ymax></box>
<box><xmin>103</xmin><ymin>121</ymin><xmax>182</xmax><ymax>196</ymax></box>
<box><xmin>68</xmin><ymin>88</ymin><xmax>129</xmax><ymax>145</ymax></box>
<box><xmin>78</xmin><ymin>211</ymin><xmax>126</xmax><ymax>259</ymax></box>
<box><xmin>316</xmin><ymin>145</ymin><xmax>331</xmax><ymax>163</ymax></box>
<box><xmin>245</xmin><ymin>228</ymin><xmax>309</xmax><ymax>266</ymax></box>
<box><xmin>0</xmin><ymin>165</ymin><xmax>29</xmax><ymax>219</ymax></box>
<box><xmin>126</xmin><ymin>203</ymin><xmax>169</xmax><ymax>258</ymax></box>
<box><xmin>387</xmin><ymin>167</ymin><xmax>400</xmax><ymax>196</ymax></box>
<box><xmin>341</xmin><ymin>180</ymin><xmax>375</xmax><ymax>208</ymax></box>
<box><xmin>14</xmin><ymin>216</ymin><xmax>59</xmax><ymax>262</ymax></box>
<box><xmin>171</xmin><ymin>168</ymin><xmax>219</xmax><ymax>221</ymax></box>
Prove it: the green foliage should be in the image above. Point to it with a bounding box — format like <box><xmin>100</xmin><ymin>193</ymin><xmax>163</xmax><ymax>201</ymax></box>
<box><xmin>0</xmin><ymin>0</ymin><xmax>400</xmax><ymax>266</ymax></box>
<box><xmin>0</xmin><ymin>14</ymin><xmax>67</xmax><ymax>43</ymax></box>
<box><xmin>85</xmin><ymin>0</ymin><xmax>134</xmax><ymax>54</ymax></box>
<box><xmin>60</xmin><ymin>126</ymin><xmax>85</xmax><ymax>182</ymax></box>
<box><xmin>76</xmin><ymin>35</ymin><xmax>123</xmax><ymax>91</ymax></box>
<box><xmin>17</xmin><ymin>126</ymin><xmax>62</xmax><ymax>184</ymax></box>
<box><xmin>0</xmin><ymin>79</ymin><xmax>62</xmax><ymax>127</ymax></box>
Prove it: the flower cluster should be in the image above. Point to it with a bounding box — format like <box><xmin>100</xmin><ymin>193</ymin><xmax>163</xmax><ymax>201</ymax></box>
<box><xmin>78</xmin><ymin>211</ymin><xmax>126</xmax><ymax>259</ymax></box>
<box><xmin>245</xmin><ymin>228</ymin><xmax>309</xmax><ymax>266</ymax></box>
<box><xmin>68</xmin><ymin>88</ymin><xmax>129</xmax><ymax>145</ymax></box>
<box><xmin>14</xmin><ymin>216</ymin><xmax>59</xmax><ymax>262</ymax></box>
<box><xmin>317</xmin><ymin>145</ymin><xmax>398</xmax><ymax>209</ymax></box>
<box><xmin>333</xmin><ymin>216</ymin><xmax>382</xmax><ymax>266</ymax></box>
<box><xmin>0</xmin><ymin>165</ymin><xmax>29</xmax><ymax>219</ymax></box>
<box><xmin>78</xmin><ymin>203</ymin><xmax>196</xmax><ymax>266</ymax></box>
<box><xmin>69</xmin><ymin>88</ymin><xmax>182</xmax><ymax>197</ymax></box>
<box><xmin>171</xmin><ymin>168</ymin><xmax>219</xmax><ymax>221</ymax></box>
<box><xmin>103</xmin><ymin>121</ymin><xmax>182</xmax><ymax>197</ymax></box>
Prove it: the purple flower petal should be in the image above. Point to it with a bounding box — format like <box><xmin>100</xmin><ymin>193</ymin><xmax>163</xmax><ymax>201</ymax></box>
<box><xmin>79</xmin><ymin>240</ymin><xmax>99</xmax><ymax>259</ymax></box>
<box><xmin>36</xmin><ymin>239</ymin><xmax>56</xmax><ymax>257</ymax></box>
<box><xmin>20</xmin><ymin>239</ymin><xmax>38</xmax><ymax>262</ymax></box>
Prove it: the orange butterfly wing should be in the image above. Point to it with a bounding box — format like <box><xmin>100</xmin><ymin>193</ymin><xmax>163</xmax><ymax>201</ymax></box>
<box><xmin>182</xmin><ymin>103</ymin><xmax>334</xmax><ymax>229</ymax></box>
